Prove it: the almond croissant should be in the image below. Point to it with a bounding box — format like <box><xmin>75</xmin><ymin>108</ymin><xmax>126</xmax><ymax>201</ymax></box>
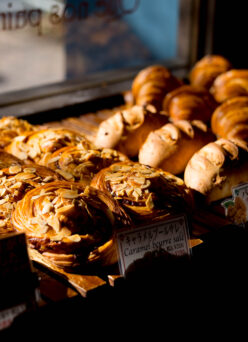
<box><xmin>11</xmin><ymin>182</ymin><xmax>132</xmax><ymax>269</ymax></box>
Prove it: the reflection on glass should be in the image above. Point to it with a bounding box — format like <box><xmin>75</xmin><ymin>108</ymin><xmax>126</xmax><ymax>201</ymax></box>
<box><xmin>0</xmin><ymin>0</ymin><xmax>180</xmax><ymax>94</ymax></box>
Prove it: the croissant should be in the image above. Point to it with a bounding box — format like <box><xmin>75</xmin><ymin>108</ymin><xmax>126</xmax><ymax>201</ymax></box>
<box><xmin>138</xmin><ymin>120</ymin><xmax>215</xmax><ymax>175</ymax></box>
<box><xmin>5</xmin><ymin>127</ymin><xmax>94</xmax><ymax>165</ymax></box>
<box><xmin>0</xmin><ymin>163</ymin><xmax>62</xmax><ymax>234</ymax></box>
<box><xmin>162</xmin><ymin>85</ymin><xmax>217</xmax><ymax>122</ymax></box>
<box><xmin>184</xmin><ymin>138</ymin><xmax>248</xmax><ymax>203</ymax></box>
<box><xmin>0</xmin><ymin>116</ymin><xmax>35</xmax><ymax>148</ymax></box>
<box><xmin>44</xmin><ymin>144</ymin><xmax>129</xmax><ymax>184</ymax></box>
<box><xmin>94</xmin><ymin>104</ymin><xmax>168</xmax><ymax>158</ymax></box>
<box><xmin>11</xmin><ymin>181</ymin><xmax>132</xmax><ymax>269</ymax></box>
<box><xmin>189</xmin><ymin>55</ymin><xmax>232</xmax><ymax>90</ymax></box>
<box><xmin>211</xmin><ymin>96</ymin><xmax>248</xmax><ymax>142</ymax></box>
<box><xmin>91</xmin><ymin>161</ymin><xmax>194</xmax><ymax>224</ymax></box>
<box><xmin>132</xmin><ymin>65</ymin><xmax>183</xmax><ymax>110</ymax></box>
<box><xmin>211</xmin><ymin>69</ymin><xmax>248</xmax><ymax>103</ymax></box>
<box><xmin>0</xmin><ymin>150</ymin><xmax>23</xmax><ymax>169</ymax></box>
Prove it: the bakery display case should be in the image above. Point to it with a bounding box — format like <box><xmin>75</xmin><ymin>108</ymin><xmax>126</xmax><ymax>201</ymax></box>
<box><xmin>1</xmin><ymin>0</ymin><xmax>248</xmax><ymax>335</ymax></box>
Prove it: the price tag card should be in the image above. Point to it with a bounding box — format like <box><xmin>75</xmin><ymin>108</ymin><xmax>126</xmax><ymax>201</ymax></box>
<box><xmin>115</xmin><ymin>214</ymin><xmax>191</xmax><ymax>276</ymax></box>
<box><xmin>222</xmin><ymin>183</ymin><xmax>248</xmax><ymax>228</ymax></box>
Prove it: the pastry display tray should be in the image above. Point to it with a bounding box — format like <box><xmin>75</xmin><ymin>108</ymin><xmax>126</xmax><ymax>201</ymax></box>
<box><xmin>0</xmin><ymin>89</ymin><xmax>232</xmax><ymax>313</ymax></box>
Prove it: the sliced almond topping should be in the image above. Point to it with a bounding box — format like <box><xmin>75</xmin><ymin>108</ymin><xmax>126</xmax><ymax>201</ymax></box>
<box><xmin>56</xmin><ymin>169</ymin><xmax>74</xmax><ymax>180</ymax></box>
<box><xmin>8</xmin><ymin>165</ymin><xmax>22</xmax><ymax>174</ymax></box>
<box><xmin>59</xmin><ymin>189</ymin><xmax>79</xmax><ymax>199</ymax></box>
<box><xmin>23</xmin><ymin>167</ymin><xmax>37</xmax><ymax>173</ymax></box>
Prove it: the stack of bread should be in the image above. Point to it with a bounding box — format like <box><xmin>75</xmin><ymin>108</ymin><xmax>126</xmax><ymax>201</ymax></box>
<box><xmin>1</xmin><ymin>54</ymin><xmax>248</xmax><ymax>272</ymax></box>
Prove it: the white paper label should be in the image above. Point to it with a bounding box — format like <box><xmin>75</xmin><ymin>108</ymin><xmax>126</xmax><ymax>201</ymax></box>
<box><xmin>115</xmin><ymin>215</ymin><xmax>191</xmax><ymax>276</ymax></box>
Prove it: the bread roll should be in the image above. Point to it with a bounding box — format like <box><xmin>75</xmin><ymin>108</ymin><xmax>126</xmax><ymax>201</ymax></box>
<box><xmin>132</xmin><ymin>65</ymin><xmax>182</xmax><ymax>110</ymax></box>
<box><xmin>91</xmin><ymin>161</ymin><xmax>194</xmax><ymax>224</ymax></box>
<box><xmin>184</xmin><ymin>138</ymin><xmax>248</xmax><ymax>203</ymax></box>
<box><xmin>211</xmin><ymin>96</ymin><xmax>248</xmax><ymax>142</ymax></box>
<box><xmin>94</xmin><ymin>105</ymin><xmax>168</xmax><ymax>158</ymax></box>
<box><xmin>162</xmin><ymin>85</ymin><xmax>217</xmax><ymax>122</ymax></box>
<box><xmin>211</xmin><ymin>69</ymin><xmax>248</xmax><ymax>103</ymax></box>
<box><xmin>138</xmin><ymin>120</ymin><xmax>215</xmax><ymax>175</ymax></box>
<box><xmin>12</xmin><ymin>182</ymin><xmax>132</xmax><ymax>269</ymax></box>
<box><xmin>189</xmin><ymin>55</ymin><xmax>232</xmax><ymax>90</ymax></box>
<box><xmin>5</xmin><ymin>128</ymin><xmax>94</xmax><ymax>165</ymax></box>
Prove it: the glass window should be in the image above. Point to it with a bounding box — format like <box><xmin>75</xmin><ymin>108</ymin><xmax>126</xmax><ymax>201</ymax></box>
<box><xmin>0</xmin><ymin>0</ymin><xmax>192</xmax><ymax>95</ymax></box>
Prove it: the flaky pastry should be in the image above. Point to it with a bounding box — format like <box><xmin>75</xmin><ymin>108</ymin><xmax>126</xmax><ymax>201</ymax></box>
<box><xmin>211</xmin><ymin>96</ymin><xmax>248</xmax><ymax>142</ymax></box>
<box><xmin>94</xmin><ymin>104</ymin><xmax>168</xmax><ymax>158</ymax></box>
<box><xmin>162</xmin><ymin>85</ymin><xmax>217</xmax><ymax>122</ymax></box>
<box><xmin>189</xmin><ymin>55</ymin><xmax>232</xmax><ymax>90</ymax></box>
<box><xmin>0</xmin><ymin>163</ymin><xmax>62</xmax><ymax>234</ymax></box>
<box><xmin>132</xmin><ymin>65</ymin><xmax>182</xmax><ymax>110</ymax></box>
<box><xmin>44</xmin><ymin>144</ymin><xmax>129</xmax><ymax>184</ymax></box>
<box><xmin>211</xmin><ymin>69</ymin><xmax>248</xmax><ymax>103</ymax></box>
<box><xmin>91</xmin><ymin>161</ymin><xmax>194</xmax><ymax>224</ymax></box>
<box><xmin>5</xmin><ymin>127</ymin><xmax>94</xmax><ymax>165</ymax></box>
<box><xmin>184</xmin><ymin>138</ymin><xmax>248</xmax><ymax>203</ymax></box>
<box><xmin>11</xmin><ymin>181</ymin><xmax>132</xmax><ymax>269</ymax></box>
<box><xmin>138</xmin><ymin>120</ymin><xmax>215</xmax><ymax>175</ymax></box>
<box><xmin>0</xmin><ymin>150</ymin><xmax>23</xmax><ymax>169</ymax></box>
<box><xmin>0</xmin><ymin>116</ymin><xmax>35</xmax><ymax>148</ymax></box>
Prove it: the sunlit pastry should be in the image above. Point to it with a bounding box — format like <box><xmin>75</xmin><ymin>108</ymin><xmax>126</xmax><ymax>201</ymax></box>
<box><xmin>211</xmin><ymin>96</ymin><xmax>248</xmax><ymax>142</ymax></box>
<box><xmin>132</xmin><ymin>65</ymin><xmax>183</xmax><ymax>110</ymax></box>
<box><xmin>211</xmin><ymin>69</ymin><xmax>248</xmax><ymax>103</ymax></box>
<box><xmin>44</xmin><ymin>144</ymin><xmax>129</xmax><ymax>184</ymax></box>
<box><xmin>11</xmin><ymin>181</ymin><xmax>132</xmax><ymax>269</ymax></box>
<box><xmin>138</xmin><ymin>120</ymin><xmax>215</xmax><ymax>175</ymax></box>
<box><xmin>94</xmin><ymin>104</ymin><xmax>168</xmax><ymax>158</ymax></box>
<box><xmin>184</xmin><ymin>138</ymin><xmax>248</xmax><ymax>203</ymax></box>
<box><xmin>0</xmin><ymin>163</ymin><xmax>62</xmax><ymax>234</ymax></box>
<box><xmin>162</xmin><ymin>85</ymin><xmax>217</xmax><ymax>122</ymax></box>
<box><xmin>0</xmin><ymin>150</ymin><xmax>23</xmax><ymax>170</ymax></box>
<box><xmin>189</xmin><ymin>55</ymin><xmax>232</xmax><ymax>90</ymax></box>
<box><xmin>91</xmin><ymin>161</ymin><xmax>194</xmax><ymax>224</ymax></box>
<box><xmin>0</xmin><ymin>116</ymin><xmax>35</xmax><ymax>148</ymax></box>
<box><xmin>5</xmin><ymin>127</ymin><xmax>94</xmax><ymax>165</ymax></box>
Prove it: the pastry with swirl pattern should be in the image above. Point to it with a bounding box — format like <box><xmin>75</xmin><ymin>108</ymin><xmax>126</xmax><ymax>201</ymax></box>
<box><xmin>11</xmin><ymin>181</ymin><xmax>132</xmax><ymax>269</ymax></box>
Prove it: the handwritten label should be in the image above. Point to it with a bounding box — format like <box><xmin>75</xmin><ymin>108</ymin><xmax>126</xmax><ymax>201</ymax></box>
<box><xmin>115</xmin><ymin>215</ymin><xmax>191</xmax><ymax>276</ymax></box>
<box><xmin>222</xmin><ymin>183</ymin><xmax>248</xmax><ymax>228</ymax></box>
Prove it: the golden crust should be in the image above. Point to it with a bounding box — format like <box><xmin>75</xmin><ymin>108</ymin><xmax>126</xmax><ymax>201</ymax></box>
<box><xmin>91</xmin><ymin>161</ymin><xmax>194</xmax><ymax>224</ymax></box>
<box><xmin>44</xmin><ymin>144</ymin><xmax>129</xmax><ymax>184</ymax></box>
<box><xmin>0</xmin><ymin>163</ymin><xmax>62</xmax><ymax>234</ymax></box>
<box><xmin>184</xmin><ymin>138</ymin><xmax>248</xmax><ymax>203</ymax></box>
<box><xmin>95</xmin><ymin>105</ymin><xmax>168</xmax><ymax>157</ymax></box>
<box><xmin>11</xmin><ymin>181</ymin><xmax>132</xmax><ymax>269</ymax></box>
<box><xmin>189</xmin><ymin>55</ymin><xmax>232</xmax><ymax>90</ymax></box>
<box><xmin>132</xmin><ymin>65</ymin><xmax>183</xmax><ymax>110</ymax></box>
<box><xmin>0</xmin><ymin>116</ymin><xmax>35</xmax><ymax>148</ymax></box>
<box><xmin>5</xmin><ymin>127</ymin><xmax>94</xmax><ymax>165</ymax></box>
<box><xmin>211</xmin><ymin>96</ymin><xmax>248</xmax><ymax>142</ymax></box>
<box><xmin>211</xmin><ymin>69</ymin><xmax>248</xmax><ymax>103</ymax></box>
<box><xmin>162</xmin><ymin>85</ymin><xmax>217</xmax><ymax>122</ymax></box>
<box><xmin>0</xmin><ymin>150</ymin><xmax>23</xmax><ymax>169</ymax></box>
<box><xmin>138</xmin><ymin>120</ymin><xmax>215</xmax><ymax>175</ymax></box>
